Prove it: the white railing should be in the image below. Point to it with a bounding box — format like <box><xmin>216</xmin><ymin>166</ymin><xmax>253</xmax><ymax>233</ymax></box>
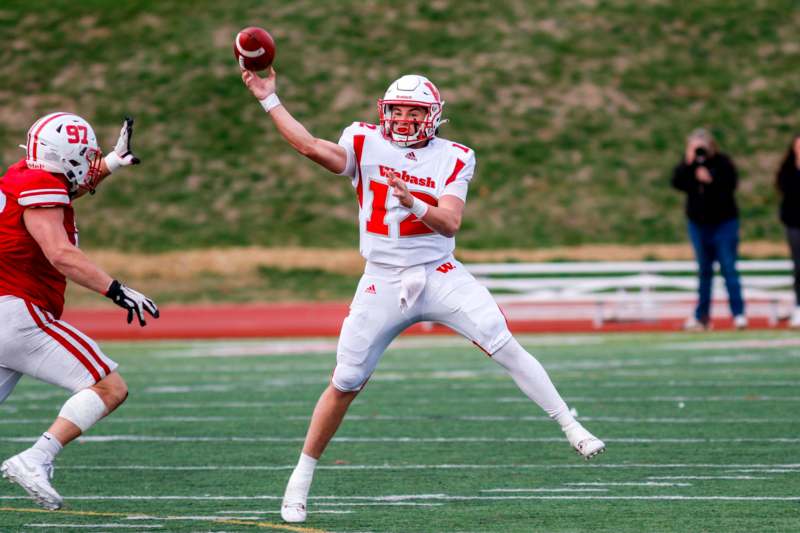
<box><xmin>467</xmin><ymin>260</ymin><xmax>795</xmax><ymax>327</ymax></box>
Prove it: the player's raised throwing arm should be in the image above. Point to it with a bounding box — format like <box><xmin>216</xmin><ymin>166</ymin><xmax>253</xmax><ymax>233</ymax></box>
<box><xmin>242</xmin><ymin>68</ymin><xmax>347</xmax><ymax>175</ymax></box>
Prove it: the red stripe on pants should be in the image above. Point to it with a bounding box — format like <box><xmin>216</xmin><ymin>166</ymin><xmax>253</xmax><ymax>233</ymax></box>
<box><xmin>25</xmin><ymin>301</ymin><xmax>101</xmax><ymax>382</ymax></box>
<box><xmin>50</xmin><ymin>321</ymin><xmax>110</xmax><ymax>376</ymax></box>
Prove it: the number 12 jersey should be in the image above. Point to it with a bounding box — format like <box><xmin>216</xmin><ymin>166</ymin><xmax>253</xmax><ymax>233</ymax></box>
<box><xmin>337</xmin><ymin>122</ymin><xmax>476</xmax><ymax>267</ymax></box>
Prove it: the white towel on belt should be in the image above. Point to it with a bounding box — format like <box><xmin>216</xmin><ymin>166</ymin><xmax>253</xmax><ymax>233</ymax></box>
<box><xmin>399</xmin><ymin>265</ymin><xmax>427</xmax><ymax>313</ymax></box>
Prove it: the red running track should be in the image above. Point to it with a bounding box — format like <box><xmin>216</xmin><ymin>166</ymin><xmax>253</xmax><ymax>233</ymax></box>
<box><xmin>61</xmin><ymin>302</ymin><xmax>784</xmax><ymax>340</ymax></box>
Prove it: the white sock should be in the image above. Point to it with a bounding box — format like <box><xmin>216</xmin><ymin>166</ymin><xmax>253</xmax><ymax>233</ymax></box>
<box><xmin>492</xmin><ymin>338</ymin><xmax>576</xmax><ymax>429</ymax></box>
<box><xmin>32</xmin><ymin>432</ymin><xmax>63</xmax><ymax>462</ymax></box>
<box><xmin>284</xmin><ymin>453</ymin><xmax>317</xmax><ymax>502</ymax></box>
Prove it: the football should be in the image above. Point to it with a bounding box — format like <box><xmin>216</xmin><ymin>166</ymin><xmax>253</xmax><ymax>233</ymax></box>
<box><xmin>233</xmin><ymin>26</ymin><xmax>276</xmax><ymax>72</ymax></box>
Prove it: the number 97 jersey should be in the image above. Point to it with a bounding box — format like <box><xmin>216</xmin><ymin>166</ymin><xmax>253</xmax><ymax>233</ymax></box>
<box><xmin>337</xmin><ymin>122</ymin><xmax>476</xmax><ymax>267</ymax></box>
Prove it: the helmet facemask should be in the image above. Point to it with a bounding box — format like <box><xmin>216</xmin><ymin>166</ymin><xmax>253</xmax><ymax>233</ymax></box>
<box><xmin>64</xmin><ymin>145</ymin><xmax>104</xmax><ymax>194</ymax></box>
<box><xmin>378</xmin><ymin>102</ymin><xmax>442</xmax><ymax>147</ymax></box>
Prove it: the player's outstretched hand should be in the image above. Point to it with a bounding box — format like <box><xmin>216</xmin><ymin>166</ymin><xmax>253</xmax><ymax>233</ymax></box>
<box><xmin>242</xmin><ymin>67</ymin><xmax>277</xmax><ymax>101</ymax></box>
<box><xmin>104</xmin><ymin>117</ymin><xmax>140</xmax><ymax>172</ymax></box>
<box><xmin>388</xmin><ymin>175</ymin><xmax>413</xmax><ymax>208</ymax></box>
<box><xmin>105</xmin><ymin>280</ymin><xmax>160</xmax><ymax>327</ymax></box>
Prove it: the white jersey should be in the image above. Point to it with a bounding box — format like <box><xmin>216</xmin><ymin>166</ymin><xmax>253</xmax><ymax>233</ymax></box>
<box><xmin>337</xmin><ymin>122</ymin><xmax>476</xmax><ymax>267</ymax></box>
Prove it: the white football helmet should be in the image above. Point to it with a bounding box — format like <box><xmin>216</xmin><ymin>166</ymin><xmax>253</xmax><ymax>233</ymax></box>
<box><xmin>378</xmin><ymin>74</ymin><xmax>445</xmax><ymax>147</ymax></box>
<box><xmin>23</xmin><ymin>112</ymin><xmax>103</xmax><ymax>193</ymax></box>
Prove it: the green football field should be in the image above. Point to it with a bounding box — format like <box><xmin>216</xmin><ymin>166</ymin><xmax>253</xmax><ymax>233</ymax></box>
<box><xmin>1</xmin><ymin>331</ymin><xmax>799</xmax><ymax>532</ymax></box>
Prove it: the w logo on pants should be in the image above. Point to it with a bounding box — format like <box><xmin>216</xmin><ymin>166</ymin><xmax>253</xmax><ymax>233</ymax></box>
<box><xmin>436</xmin><ymin>262</ymin><xmax>456</xmax><ymax>274</ymax></box>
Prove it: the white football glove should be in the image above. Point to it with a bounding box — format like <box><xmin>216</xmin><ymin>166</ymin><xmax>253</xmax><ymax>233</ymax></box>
<box><xmin>103</xmin><ymin>116</ymin><xmax>141</xmax><ymax>173</ymax></box>
<box><xmin>105</xmin><ymin>280</ymin><xmax>159</xmax><ymax>327</ymax></box>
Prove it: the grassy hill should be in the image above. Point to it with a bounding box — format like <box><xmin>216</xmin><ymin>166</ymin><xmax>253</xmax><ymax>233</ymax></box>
<box><xmin>1</xmin><ymin>0</ymin><xmax>798</xmax><ymax>252</ymax></box>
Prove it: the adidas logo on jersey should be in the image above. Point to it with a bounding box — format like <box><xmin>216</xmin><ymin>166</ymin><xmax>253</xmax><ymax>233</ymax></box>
<box><xmin>379</xmin><ymin>165</ymin><xmax>434</xmax><ymax>189</ymax></box>
<box><xmin>405</xmin><ymin>152</ymin><xmax>417</xmax><ymax>161</ymax></box>
<box><xmin>365</xmin><ymin>284</ymin><xmax>377</xmax><ymax>294</ymax></box>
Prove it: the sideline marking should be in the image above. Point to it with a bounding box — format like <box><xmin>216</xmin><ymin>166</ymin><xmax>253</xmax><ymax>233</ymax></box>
<box><xmin>0</xmin><ymin>507</ymin><xmax>330</xmax><ymax>532</ymax></box>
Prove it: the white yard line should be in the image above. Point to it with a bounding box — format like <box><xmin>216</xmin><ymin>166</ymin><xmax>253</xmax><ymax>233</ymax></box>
<box><xmin>305</xmin><ymin>415</ymin><xmax>798</xmax><ymax>424</ymax></box>
<box><xmin>498</xmin><ymin>396</ymin><xmax>800</xmax><ymax>402</ymax></box>
<box><xmin>25</xmin><ymin>525</ymin><xmax>162</xmax><ymax>529</ymax></box>
<box><xmin>3</xmin><ymin>494</ymin><xmax>798</xmax><ymax>502</ymax></box>
<box><xmin>151</xmin><ymin>336</ymin><xmax>605</xmax><ymax>359</ymax></box>
<box><xmin>1</xmin><ymin>401</ymin><xmax>311</xmax><ymax>412</ymax></box>
<box><xmin>2</xmin><ymin>435</ymin><xmax>797</xmax><ymax>444</ymax></box>
<box><xmin>314</xmin><ymin>503</ymin><xmax>443</xmax><ymax>507</ymax></box>
<box><xmin>480</xmin><ymin>488</ymin><xmax>608</xmax><ymax>492</ymax></box>
<box><xmin>0</xmin><ymin>417</ymin><xmax>243</xmax><ymax>424</ymax></box>
<box><xmin>591</xmin><ymin>380</ymin><xmax>800</xmax><ymax>388</ymax></box>
<box><xmin>728</xmin><ymin>469</ymin><xmax>800</xmax><ymax>473</ymax></box>
<box><xmin>564</xmin><ymin>482</ymin><xmax>693</xmax><ymax>487</ymax></box>
<box><xmin>54</xmin><ymin>462</ymin><xmax>800</xmax><ymax>471</ymax></box>
<box><xmin>664</xmin><ymin>338</ymin><xmax>800</xmax><ymax>350</ymax></box>
<box><xmin>647</xmin><ymin>476</ymin><xmax>771</xmax><ymax>480</ymax></box>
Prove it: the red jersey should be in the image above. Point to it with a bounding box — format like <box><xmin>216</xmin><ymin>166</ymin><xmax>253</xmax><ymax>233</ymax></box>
<box><xmin>0</xmin><ymin>159</ymin><xmax>76</xmax><ymax>318</ymax></box>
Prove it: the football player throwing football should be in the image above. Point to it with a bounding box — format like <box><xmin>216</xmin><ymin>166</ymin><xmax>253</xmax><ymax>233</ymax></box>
<box><xmin>242</xmin><ymin>68</ymin><xmax>605</xmax><ymax>523</ymax></box>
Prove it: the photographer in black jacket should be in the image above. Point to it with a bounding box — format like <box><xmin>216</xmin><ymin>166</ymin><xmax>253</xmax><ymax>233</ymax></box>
<box><xmin>672</xmin><ymin>128</ymin><xmax>746</xmax><ymax>330</ymax></box>
<box><xmin>775</xmin><ymin>134</ymin><xmax>800</xmax><ymax>328</ymax></box>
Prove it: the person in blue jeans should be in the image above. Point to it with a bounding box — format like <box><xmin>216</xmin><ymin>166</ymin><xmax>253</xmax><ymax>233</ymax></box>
<box><xmin>775</xmin><ymin>134</ymin><xmax>800</xmax><ymax>328</ymax></box>
<box><xmin>672</xmin><ymin>129</ymin><xmax>746</xmax><ymax>330</ymax></box>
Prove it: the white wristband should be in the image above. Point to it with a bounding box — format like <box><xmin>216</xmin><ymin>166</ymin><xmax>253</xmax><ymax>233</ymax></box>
<box><xmin>259</xmin><ymin>93</ymin><xmax>281</xmax><ymax>112</ymax></box>
<box><xmin>103</xmin><ymin>152</ymin><xmax>122</xmax><ymax>174</ymax></box>
<box><xmin>409</xmin><ymin>197</ymin><xmax>429</xmax><ymax>219</ymax></box>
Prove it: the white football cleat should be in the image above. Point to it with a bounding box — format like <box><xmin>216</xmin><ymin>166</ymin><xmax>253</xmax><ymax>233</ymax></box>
<box><xmin>1</xmin><ymin>449</ymin><xmax>63</xmax><ymax>510</ymax></box>
<box><xmin>733</xmin><ymin>314</ymin><xmax>748</xmax><ymax>330</ymax></box>
<box><xmin>281</xmin><ymin>481</ymin><xmax>309</xmax><ymax>523</ymax></box>
<box><xmin>563</xmin><ymin>421</ymin><xmax>606</xmax><ymax>460</ymax></box>
<box><xmin>281</xmin><ymin>500</ymin><xmax>307</xmax><ymax>523</ymax></box>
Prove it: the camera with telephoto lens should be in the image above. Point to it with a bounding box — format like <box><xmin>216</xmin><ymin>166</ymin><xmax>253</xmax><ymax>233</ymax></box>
<box><xmin>694</xmin><ymin>146</ymin><xmax>708</xmax><ymax>165</ymax></box>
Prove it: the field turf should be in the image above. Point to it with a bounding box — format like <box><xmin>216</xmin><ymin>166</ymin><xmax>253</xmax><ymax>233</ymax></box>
<box><xmin>1</xmin><ymin>331</ymin><xmax>799</xmax><ymax>532</ymax></box>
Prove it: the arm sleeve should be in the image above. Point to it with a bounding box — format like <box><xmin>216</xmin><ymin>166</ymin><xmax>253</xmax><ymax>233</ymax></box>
<box><xmin>15</xmin><ymin>172</ymin><xmax>70</xmax><ymax>208</ymax></box>
<box><xmin>442</xmin><ymin>149</ymin><xmax>476</xmax><ymax>202</ymax></box>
